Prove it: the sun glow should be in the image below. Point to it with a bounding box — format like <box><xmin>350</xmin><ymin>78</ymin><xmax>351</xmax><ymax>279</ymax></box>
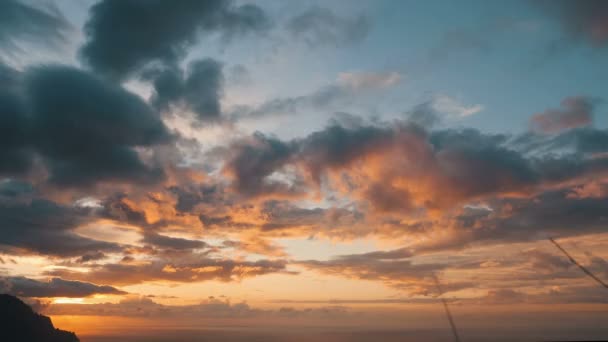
<box><xmin>53</xmin><ymin>298</ymin><xmax>85</xmax><ymax>304</ymax></box>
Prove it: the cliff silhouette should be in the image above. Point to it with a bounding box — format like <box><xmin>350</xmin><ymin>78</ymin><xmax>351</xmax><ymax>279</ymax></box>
<box><xmin>0</xmin><ymin>294</ymin><xmax>79</xmax><ymax>342</ymax></box>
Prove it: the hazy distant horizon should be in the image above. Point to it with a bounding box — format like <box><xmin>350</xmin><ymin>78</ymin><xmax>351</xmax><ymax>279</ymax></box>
<box><xmin>49</xmin><ymin>303</ymin><xmax>608</xmax><ymax>341</ymax></box>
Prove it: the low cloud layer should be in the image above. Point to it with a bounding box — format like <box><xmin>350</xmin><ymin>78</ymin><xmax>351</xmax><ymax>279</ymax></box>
<box><xmin>2</xmin><ymin>276</ymin><xmax>125</xmax><ymax>298</ymax></box>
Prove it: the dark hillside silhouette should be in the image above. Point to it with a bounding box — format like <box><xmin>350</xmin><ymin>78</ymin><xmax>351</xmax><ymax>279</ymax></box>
<box><xmin>0</xmin><ymin>294</ymin><xmax>79</xmax><ymax>342</ymax></box>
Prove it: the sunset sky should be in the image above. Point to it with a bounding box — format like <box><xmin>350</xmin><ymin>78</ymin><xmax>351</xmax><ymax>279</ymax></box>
<box><xmin>1</xmin><ymin>0</ymin><xmax>608</xmax><ymax>341</ymax></box>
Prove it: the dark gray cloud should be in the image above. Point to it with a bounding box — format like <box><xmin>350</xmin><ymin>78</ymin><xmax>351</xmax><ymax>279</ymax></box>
<box><xmin>76</xmin><ymin>252</ymin><xmax>107</xmax><ymax>264</ymax></box>
<box><xmin>3</xmin><ymin>276</ymin><xmax>125</xmax><ymax>298</ymax></box>
<box><xmin>169</xmin><ymin>184</ymin><xmax>225</xmax><ymax>213</ymax></box>
<box><xmin>100</xmin><ymin>193</ymin><xmax>148</xmax><ymax>227</ymax></box>
<box><xmin>428</xmin><ymin>128</ymin><xmax>540</xmax><ymax>198</ymax></box>
<box><xmin>0</xmin><ymin>0</ymin><xmax>70</xmax><ymax>52</ymax></box>
<box><xmin>286</xmin><ymin>7</ymin><xmax>371</xmax><ymax>47</ymax></box>
<box><xmin>473</xmin><ymin>189</ymin><xmax>608</xmax><ymax>243</ymax></box>
<box><xmin>26</xmin><ymin>65</ymin><xmax>170</xmax><ymax>186</ymax></box>
<box><xmin>141</xmin><ymin>233</ymin><xmax>207</xmax><ymax>250</ymax></box>
<box><xmin>222</xmin><ymin>133</ymin><xmax>299</xmax><ymax>197</ymax></box>
<box><xmin>0</xmin><ymin>63</ymin><xmax>31</xmax><ymax>175</ymax></box>
<box><xmin>536</xmin><ymin>0</ymin><xmax>608</xmax><ymax>47</ymax></box>
<box><xmin>81</xmin><ymin>0</ymin><xmax>271</xmax><ymax>79</ymax></box>
<box><xmin>0</xmin><ymin>63</ymin><xmax>171</xmax><ymax>187</ymax></box>
<box><xmin>412</xmin><ymin>187</ymin><xmax>608</xmax><ymax>254</ymax></box>
<box><xmin>0</xmin><ymin>179</ymin><xmax>33</xmax><ymax>198</ymax></box>
<box><xmin>0</xmin><ymin>199</ymin><xmax>120</xmax><ymax>257</ymax></box>
<box><xmin>147</xmin><ymin>58</ymin><xmax>224</xmax><ymax>121</ymax></box>
<box><xmin>299</xmin><ymin>254</ymin><xmax>444</xmax><ymax>293</ymax></box>
<box><xmin>336</xmin><ymin>247</ymin><xmax>414</xmax><ymax>261</ymax></box>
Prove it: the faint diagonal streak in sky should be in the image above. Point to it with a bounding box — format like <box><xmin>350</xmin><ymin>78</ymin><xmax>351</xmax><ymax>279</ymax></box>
<box><xmin>433</xmin><ymin>274</ymin><xmax>461</xmax><ymax>342</ymax></box>
<box><xmin>549</xmin><ymin>238</ymin><xmax>608</xmax><ymax>290</ymax></box>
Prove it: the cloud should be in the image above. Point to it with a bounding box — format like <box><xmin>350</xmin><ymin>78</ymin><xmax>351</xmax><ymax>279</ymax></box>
<box><xmin>530</xmin><ymin>96</ymin><xmax>594</xmax><ymax>134</ymax></box>
<box><xmin>0</xmin><ymin>63</ymin><xmax>170</xmax><ymax>187</ymax></box>
<box><xmin>166</xmin><ymin>185</ymin><xmax>365</xmax><ymax>239</ymax></box>
<box><xmin>286</xmin><ymin>7</ymin><xmax>371</xmax><ymax>48</ymax></box>
<box><xmin>170</xmin><ymin>183</ymin><xmax>227</xmax><ymax>213</ymax></box>
<box><xmin>81</xmin><ymin>0</ymin><xmax>271</xmax><ymax>79</ymax></box>
<box><xmin>221</xmin><ymin>133</ymin><xmax>300</xmax><ymax>197</ymax></box>
<box><xmin>514</xmin><ymin>124</ymin><xmax>608</xmax><ymax>156</ymax></box>
<box><xmin>220</xmin><ymin>123</ymin><xmax>429</xmax><ymax>201</ymax></box>
<box><xmin>222</xmin><ymin>235</ymin><xmax>287</xmax><ymax>257</ymax></box>
<box><xmin>141</xmin><ymin>233</ymin><xmax>207</xmax><ymax>251</ymax></box>
<box><xmin>202</xmin><ymin>106</ymin><xmax>608</xmax><ymax>258</ymax></box>
<box><xmin>337</xmin><ymin>71</ymin><xmax>401</xmax><ymax>91</ymax></box>
<box><xmin>26</xmin><ymin>65</ymin><xmax>171</xmax><ymax>186</ymax></box>
<box><xmin>536</xmin><ymin>0</ymin><xmax>608</xmax><ymax>47</ymax></box>
<box><xmin>222</xmin><ymin>122</ymin><xmax>539</xmax><ymax>210</ymax></box>
<box><xmin>428</xmin><ymin>94</ymin><xmax>484</xmax><ymax>118</ymax></box>
<box><xmin>465</xmin><ymin>189</ymin><xmax>608</xmax><ymax>243</ymax></box>
<box><xmin>0</xmin><ymin>0</ymin><xmax>70</xmax><ymax>53</ymax></box>
<box><xmin>301</xmin><ymin>233</ymin><xmax>608</xmax><ymax>298</ymax></box>
<box><xmin>2</xmin><ymin>276</ymin><xmax>125</xmax><ymax>298</ymax></box>
<box><xmin>0</xmin><ymin>179</ymin><xmax>33</xmax><ymax>198</ymax></box>
<box><xmin>228</xmin><ymin>84</ymin><xmax>347</xmax><ymax>120</ymax></box>
<box><xmin>228</xmin><ymin>71</ymin><xmax>401</xmax><ymax>120</ymax></box>
<box><xmin>336</xmin><ymin>247</ymin><xmax>414</xmax><ymax>261</ymax></box>
<box><xmin>0</xmin><ymin>199</ymin><xmax>121</xmax><ymax>257</ymax></box>
<box><xmin>162</xmin><ymin>182</ymin><xmax>364</xmax><ymax>239</ymax></box>
<box><xmin>0</xmin><ymin>63</ymin><xmax>32</xmax><ymax>176</ymax></box>
<box><xmin>482</xmin><ymin>288</ymin><xmax>527</xmax><ymax>304</ymax></box>
<box><xmin>295</xmin><ymin>124</ymin><xmax>397</xmax><ymax>186</ymax></box>
<box><xmin>299</xmin><ymin>245</ymin><xmax>475</xmax><ymax>295</ymax></box>
<box><xmin>47</xmin><ymin>258</ymin><xmax>289</xmax><ymax>286</ymax></box>
<box><xmin>76</xmin><ymin>252</ymin><xmax>107</xmax><ymax>264</ymax></box>
<box><xmin>3</xmin><ymin>1</ymin><xmax>608</xmax><ymax>316</ymax></box>
<box><xmin>146</xmin><ymin>58</ymin><xmax>224</xmax><ymax>122</ymax></box>
<box><xmin>406</xmin><ymin>187</ymin><xmax>608</xmax><ymax>256</ymax></box>
<box><xmin>299</xmin><ymin>254</ymin><xmax>446</xmax><ymax>293</ymax></box>
<box><xmin>224</xmin><ymin>107</ymin><xmax>608</xmax><ymax>218</ymax></box>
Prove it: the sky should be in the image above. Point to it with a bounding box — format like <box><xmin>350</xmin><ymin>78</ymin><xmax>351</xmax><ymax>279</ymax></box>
<box><xmin>1</xmin><ymin>0</ymin><xmax>608</xmax><ymax>341</ymax></box>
